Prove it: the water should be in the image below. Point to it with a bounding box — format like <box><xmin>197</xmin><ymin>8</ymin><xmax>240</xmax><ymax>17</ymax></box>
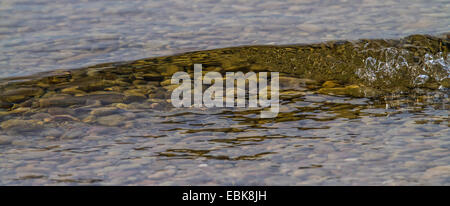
<box><xmin>1</xmin><ymin>0</ymin><xmax>449</xmax><ymax>78</ymax></box>
<box><xmin>0</xmin><ymin>0</ymin><xmax>449</xmax><ymax>185</ymax></box>
<box><xmin>0</xmin><ymin>78</ymin><xmax>448</xmax><ymax>185</ymax></box>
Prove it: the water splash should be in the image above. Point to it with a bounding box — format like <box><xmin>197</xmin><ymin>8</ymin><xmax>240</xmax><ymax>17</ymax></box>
<box><xmin>357</xmin><ymin>47</ymin><xmax>449</xmax><ymax>88</ymax></box>
<box><xmin>357</xmin><ymin>48</ymin><xmax>410</xmax><ymax>84</ymax></box>
<box><xmin>423</xmin><ymin>52</ymin><xmax>450</xmax><ymax>82</ymax></box>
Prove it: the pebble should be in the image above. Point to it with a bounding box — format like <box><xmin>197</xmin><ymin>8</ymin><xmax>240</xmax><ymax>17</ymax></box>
<box><xmin>47</xmin><ymin>107</ymin><xmax>75</xmax><ymax>115</ymax></box>
<box><xmin>90</xmin><ymin>107</ymin><xmax>120</xmax><ymax>116</ymax></box>
<box><xmin>97</xmin><ymin>114</ymin><xmax>128</xmax><ymax>126</ymax></box>
<box><xmin>41</xmin><ymin>128</ymin><xmax>64</xmax><ymax>138</ymax></box>
<box><xmin>0</xmin><ymin>119</ymin><xmax>43</xmax><ymax>132</ymax></box>
<box><xmin>322</xmin><ymin>81</ymin><xmax>339</xmax><ymax>88</ymax></box>
<box><xmin>0</xmin><ymin>87</ymin><xmax>44</xmax><ymax>103</ymax></box>
<box><xmin>39</xmin><ymin>95</ymin><xmax>86</xmax><ymax>108</ymax></box>
<box><xmin>50</xmin><ymin>115</ymin><xmax>80</xmax><ymax>122</ymax></box>
<box><xmin>0</xmin><ymin>135</ymin><xmax>13</xmax><ymax>145</ymax></box>
<box><xmin>61</xmin><ymin>128</ymin><xmax>85</xmax><ymax>139</ymax></box>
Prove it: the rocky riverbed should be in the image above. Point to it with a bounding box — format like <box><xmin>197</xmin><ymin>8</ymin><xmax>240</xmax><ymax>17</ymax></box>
<box><xmin>0</xmin><ymin>34</ymin><xmax>448</xmax><ymax>185</ymax></box>
<box><xmin>0</xmin><ymin>80</ymin><xmax>448</xmax><ymax>185</ymax></box>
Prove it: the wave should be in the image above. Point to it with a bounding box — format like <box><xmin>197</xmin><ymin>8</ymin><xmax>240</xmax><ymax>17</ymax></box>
<box><xmin>0</xmin><ymin>33</ymin><xmax>448</xmax><ymax>109</ymax></box>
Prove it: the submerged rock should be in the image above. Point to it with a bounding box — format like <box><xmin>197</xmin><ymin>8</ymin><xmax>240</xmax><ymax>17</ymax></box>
<box><xmin>97</xmin><ymin>114</ymin><xmax>128</xmax><ymax>126</ymax></box>
<box><xmin>321</xmin><ymin>81</ymin><xmax>339</xmax><ymax>88</ymax></box>
<box><xmin>90</xmin><ymin>107</ymin><xmax>121</xmax><ymax>116</ymax></box>
<box><xmin>0</xmin><ymin>119</ymin><xmax>44</xmax><ymax>132</ymax></box>
<box><xmin>0</xmin><ymin>135</ymin><xmax>13</xmax><ymax>145</ymax></box>
<box><xmin>39</xmin><ymin>95</ymin><xmax>87</xmax><ymax>108</ymax></box>
<box><xmin>40</xmin><ymin>128</ymin><xmax>64</xmax><ymax>139</ymax></box>
<box><xmin>47</xmin><ymin>107</ymin><xmax>75</xmax><ymax>115</ymax></box>
<box><xmin>0</xmin><ymin>87</ymin><xmax>44</xmax><ymax>103</ymax></box>
<box><xmin>0</xmin><ymin>34</ymin><xmax>446</xmax><ymax>112</ymax></box>
<box><xmin>60</xmin><ymin>86</ymin><xmax>86</xmax><ymax>95</ymax></box>
<box><xmin>61</xmin><ymin>128</ymin><xmax>86</xmax><ymax>139</ymax></box>
<box><xmin>86</xmin><ymin>93</ymin><xmax>125</xmax><ymax>105</ymax></box>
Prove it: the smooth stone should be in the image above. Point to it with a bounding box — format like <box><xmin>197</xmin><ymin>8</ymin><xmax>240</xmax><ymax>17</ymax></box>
<box><xmin>78</xmin><ymin>79</ymin><xmax>129</xmax><ymax>92</ymax></box>
<box><xmin>39</xmin><ymin>95</ymin><xmax>86</xmax><ymax>108</ymax></box>
<box><xmin>124</xmin><ymin>94</ymin><xmax>147</xmax><ymax>103</ymax></box>
<box><xmin>7</xmin><ymin>107</ymin><xmax>31</xmax><ymax>114</ymax></box>
<box><xmin>317</xmin><ymin>85</ymin><xmax>364</xmax><ymax>97</ymax></box>
<box><xmin>114</xmin><ymin>103</ymin><xmax>131</xmax><ymax>110</ymax></box>
<box><xmin>61</xmin><ymin>86</ymin><xmax>86</xmax><ymax>95</ymax></box>
<box><xmin>82</xmin><ymin>115</ymin><xmax>97</xmax><ymax>123</ymax></box>
<box><xmin>61</xmin><ymin>128</ymin><xmax>85</xmax><ymax>139</ymax></box>
<box><xmin>135</xmin><ymin>84</ymin><xmax>157</xmax><ymax>91</ymax></box>
<box><xmin>127</xmin><ymin>95</ymin><xmax>149</xmax><ymax>103</ymax></box>
<box><xmin>40</xmin><ymin>128</ymin><xmax>64</xmax><ymax>138</ymax></box>
<box><xmin>322</xmin><ymin>81</ymin><xmax>339</xmax><ymax>88</ymax></box>
<box><xmin>0</xmin><ymin>135</ymin><xmax>13</xmax><ymax>145</ymax></box>
<box><xmin>30</xmin><ymin>112</ymin><xmax>52</xmax><ymax>120</ymax></box>
<box><xmin>49</xmin><ymin>115</ymin><xmax>80</xmax><ymax>122</ymax></box>
<box><xmin>97</xmin><ymin>114</ymin><xmax>127</xmax><ymax>126</ymax></box>
<box><xmin>86</xmin><ymin>93</ymin><xmax>125</xmax><ymax>105</ymax></box>
<box><xmin>83</xmin><ymin>135</ymin><xmax>104</xmax><ymax>141</ymax></box>
<box><xmin>122</xmin><ymin>112</ymin><xmax>137</xmax><ymax>119</ymax></box>
<box><xmin>249</xmin><ymin>64</ymin><xmax>269</xmax><ymax>72</ymax></box>
<box><xmin>87</xmin><ymin>126</ymin><xmax>120</xmax><ymax>136</ymax></box>
<box><xmin>85</xmin><ymin>99</ymin><xmax>102</xmax><ymax>106</ymax></box>
<box><xmin>0</xmin><ymin>87</ymin><xmax>44</xmax><ymax>103</ymax></box>
<box><xmin>90</xmin><ymin>107</ymin><xmax>120</xmax><ymax>116</ymax></box>
<box><xmin>47</xmin><ymin>107</ymin><xmax>75</xmax><ymax>115</ymax></box>
<box><xmin>280</xmin><ymin>90</ymin><xmax>306</xmax><ymax>97</ymax></box>
<box><xmin>0</xmin><ymin>119</ymin><xmax>43</xmax><ymax>132</ymax></box>
<box><xmin>124</xmin><ymin>89</ymin><xmax>149</xmax><ymax>96</ymax></box>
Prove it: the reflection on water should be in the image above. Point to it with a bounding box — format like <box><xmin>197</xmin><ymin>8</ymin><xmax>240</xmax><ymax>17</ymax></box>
<box><xmin>0</xmin><ymin>0</ymin><xmax>449</xmax><ymax>77</ymax></box>
<box><xmin>0</xmin><ymin>72</ymin><xmax>448</xmax><ymax>185</ymax></box>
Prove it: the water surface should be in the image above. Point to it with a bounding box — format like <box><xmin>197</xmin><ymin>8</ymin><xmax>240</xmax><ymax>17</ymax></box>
<box><xmin>1</xmin><ymin>0</ymin><xmax>449</xmax><ymax>77</ymax></box>
<box><xmin>0</xmin><ymin>0</ymin><xmax>449</xmax><ymax>185</ymax></box>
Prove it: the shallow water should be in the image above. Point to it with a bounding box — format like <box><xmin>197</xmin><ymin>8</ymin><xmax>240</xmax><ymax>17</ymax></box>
<box><xmin>0</xmin><ymin>1</ymin><xmax>449</xmax><ymax>186</ymax></box>
<box><xmin>1</xmin><ymin>0</ymin><xmax>449</xmax><ymax>78</ymax></box>
<box><xmin>0</xmin><ymin>48</ymin><xmax>448</xmax><ymax>185</ymax></box>
<box><xmin>0</xmin><ymin>81</ymin><xmax>448</xmax><ymax>185</ymax></box>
